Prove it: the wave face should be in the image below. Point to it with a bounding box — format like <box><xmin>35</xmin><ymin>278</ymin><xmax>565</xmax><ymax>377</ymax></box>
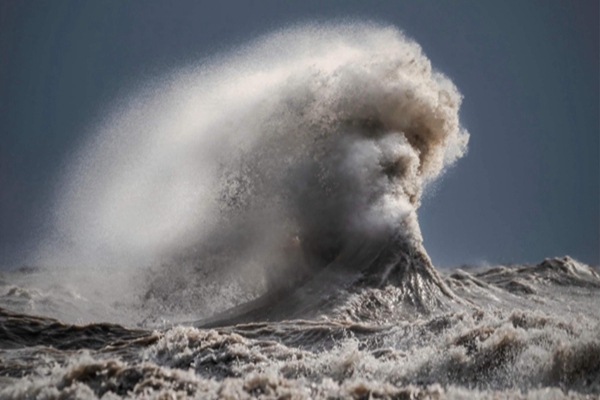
<box><xmin>30</xmin><ymin>23</ymin><xmax>468</xmax><ymax>324</ymax></box>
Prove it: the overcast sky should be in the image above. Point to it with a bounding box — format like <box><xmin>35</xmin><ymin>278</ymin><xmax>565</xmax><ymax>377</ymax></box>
<box><xmin>0</xmin><ymin>0</ymin><xmax>598</xmax><ymax>267</ymax></box>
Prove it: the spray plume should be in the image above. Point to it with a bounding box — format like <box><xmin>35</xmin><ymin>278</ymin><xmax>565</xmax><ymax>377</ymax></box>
<box><xmin>33</xmin><ymin>23</ymin><xmax>469</xmax><ymax>324</ymax></box>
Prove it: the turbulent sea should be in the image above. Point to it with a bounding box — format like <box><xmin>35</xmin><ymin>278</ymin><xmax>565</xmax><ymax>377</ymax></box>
<box><xmin>1</xmin><ymin>257</ymin><xmax>599</xmax><ymax>399</ymax></box>
<box><xmin>1</xmin><ymin>23</ymin><xmax>598</xmax><ymax>399</ymax></box>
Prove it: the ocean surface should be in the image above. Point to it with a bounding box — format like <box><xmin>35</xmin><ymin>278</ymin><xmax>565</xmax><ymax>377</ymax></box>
<box><xmin>1</xmin><ymin>23</ymin><xmax>598</xmax><ymax>399</ymax></box>
<box><xmin>1</xmin><ymin>256</ymin><xmax>598</xmax><ymax>399</ymax></box>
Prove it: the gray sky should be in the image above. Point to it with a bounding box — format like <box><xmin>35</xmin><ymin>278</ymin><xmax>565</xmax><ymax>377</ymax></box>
<box><xmin>0</xmin><ymin>0</ymin><xmax>598</xmax><ymax>267</ymax></box>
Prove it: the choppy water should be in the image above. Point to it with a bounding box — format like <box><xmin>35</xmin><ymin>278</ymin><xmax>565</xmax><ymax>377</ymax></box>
<box><xmin>1</xmin><ymin>256</ymin><xmax>598</xmax><ymax>399</ymax></box>
<box><xmin>1</xmin><ymin>23</ymin><xmax>598</xmax><ymax>399</ymax></box>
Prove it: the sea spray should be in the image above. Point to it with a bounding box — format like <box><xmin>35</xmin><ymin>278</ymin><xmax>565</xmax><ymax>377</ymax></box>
<box><xmin>32</xmin><ymin>23</ymin><xmax>469</xmax><ymax>324</ymax></box>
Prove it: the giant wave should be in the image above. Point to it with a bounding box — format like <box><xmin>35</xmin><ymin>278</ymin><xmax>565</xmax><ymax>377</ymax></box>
<box><xmin>31</xmin><ymin>23</ymin><xmax>468</xmax><ymax>325</ymax></box>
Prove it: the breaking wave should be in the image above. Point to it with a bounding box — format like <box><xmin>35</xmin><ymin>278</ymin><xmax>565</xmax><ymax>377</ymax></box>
<box><xmin>30</xmin><ymin>22</ymin><xmax>468</xmax><ymax>325</ymax></box>
<box><xmin>2</xmin><ymin>22</ymin><xmax>598</xmax><ymax>399</ymax></box>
